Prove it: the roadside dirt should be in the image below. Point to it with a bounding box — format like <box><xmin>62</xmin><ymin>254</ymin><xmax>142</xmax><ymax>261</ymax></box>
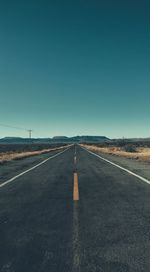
<box><xmin>0</xmin><ymin>146</ymin><xmax>68</xmax><ymax>164</ymax></box>
<box><xmin>81</xmin><ymin>144</ymin><xmax>150</xmax><ymax>163</ymax></box>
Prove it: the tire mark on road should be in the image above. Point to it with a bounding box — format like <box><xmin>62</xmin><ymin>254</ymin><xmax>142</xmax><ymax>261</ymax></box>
<box><xmin>72</xmin><ymin>202</ymin><xmax>81</xmax><ymax>272</ymax></box>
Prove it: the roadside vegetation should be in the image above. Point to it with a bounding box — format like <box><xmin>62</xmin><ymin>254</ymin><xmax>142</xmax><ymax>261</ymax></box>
<box><xmin>81</xmin><ymin>140</ymin><xmax>150</xmax><ymax>163</ymax></box>
<box><xmin>0</xmin><ymin>144</ymin><xmax>68</xmax><ymax>164</ymax></box>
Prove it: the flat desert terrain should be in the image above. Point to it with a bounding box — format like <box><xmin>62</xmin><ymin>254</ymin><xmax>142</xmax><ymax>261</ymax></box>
<box><xmin>82</xmin><ymin>144</ymin><xmax>150</xmax><ymax>163</ymax></box>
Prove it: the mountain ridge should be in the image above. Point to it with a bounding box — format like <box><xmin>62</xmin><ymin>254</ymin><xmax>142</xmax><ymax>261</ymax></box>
<box><xmin>0</xmin><ymin>135</ymin><xmax>110</xmax><ymax>144</ymax></box>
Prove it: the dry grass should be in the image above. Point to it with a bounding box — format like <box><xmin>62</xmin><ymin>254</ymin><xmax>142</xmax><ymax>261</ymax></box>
<box><xmin>0</xmin><ymin>146</ymin><xmax>68</xmax><ymax>164</ymax></box>
<box><xmin>81</xmin><ymin>144</ymin><xmax>150</xmax><ymax>163</ymax></box>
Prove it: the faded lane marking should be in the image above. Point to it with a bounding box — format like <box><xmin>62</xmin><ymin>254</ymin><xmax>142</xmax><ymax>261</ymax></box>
<box><xmin>83</xmin><ymin>148</ymin><xmax>150</xmax><ymax>185</ymax></box>
<box><xmin>74</xmin><ymin>156</ymin><xmax>77</xmax><ymax>164</ymax></box>
<box><xmin>0</xmin><ymin>147</ymin><xmax>70</xmax><ymax>188</ymax></box>
<box><xmin>73</xmin><ymin>173</ymin><xmax>79</xmax><ymax>201</ymax></box>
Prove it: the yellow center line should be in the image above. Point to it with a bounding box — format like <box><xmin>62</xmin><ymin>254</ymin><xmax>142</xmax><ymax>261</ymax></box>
<box><xmin>73</xmin><ymin>173</ymin><xmax>79</xmax><ymax>201</ymax></box>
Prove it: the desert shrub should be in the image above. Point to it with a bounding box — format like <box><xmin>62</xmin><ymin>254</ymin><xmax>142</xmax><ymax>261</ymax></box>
<box><xmin>0</xmin><ymin>143</ymin><xmax>66</xmax><ymax>153</ymax></box>
<box><xmin>115</xmin><ymin>139</ymin><xmax>128</xmax><ymax>147</ymax></box>
<box><xmin>122</xmin><ymin>144</ymin><xmax>137</xmax><ymax>152</ymax></box>
<box><xmin>96</xmin><ymin>142</ymin><xmax>109</xmax><ymax>147</ymax></box>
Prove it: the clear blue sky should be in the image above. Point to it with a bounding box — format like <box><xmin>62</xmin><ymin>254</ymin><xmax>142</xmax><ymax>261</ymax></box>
<box><xmin>0</xmin><ymin>0</ymin><xmax>150</xmax><ymax>138</ymax></box>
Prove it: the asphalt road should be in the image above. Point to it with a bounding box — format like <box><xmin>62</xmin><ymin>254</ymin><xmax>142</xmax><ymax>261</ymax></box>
<box><xmin>0</xmin><ymin>145</ymin><xmax>150</xmax><ymax>272</ymax></box>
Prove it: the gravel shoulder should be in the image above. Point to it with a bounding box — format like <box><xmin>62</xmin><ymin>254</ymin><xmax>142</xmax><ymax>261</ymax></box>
<box><xmin>0</xmin><ymin>149</ymin><xmax>66</xmax><ymax>185</ymax></box>
<box><xmin>84</xmin><ymin>148</ymin><xmax>150</xmax><ymax>181</ymax></box>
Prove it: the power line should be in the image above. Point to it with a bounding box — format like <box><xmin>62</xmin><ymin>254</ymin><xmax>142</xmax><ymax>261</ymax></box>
<box><xmin>0</xmin><ymin>123</ymin><xmax>27</xmax><ymax>131</ymax></box>
<box><xmin>0</xmin><ymin>124</ymin><xmax>33</xmax><ymax>138</ymax></box>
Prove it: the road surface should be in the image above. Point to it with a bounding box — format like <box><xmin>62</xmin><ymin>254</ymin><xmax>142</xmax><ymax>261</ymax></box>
<box><xmin>0</xmin><ymin>145</ymin><xmax>150</xmax><ymax>272</ymax></box>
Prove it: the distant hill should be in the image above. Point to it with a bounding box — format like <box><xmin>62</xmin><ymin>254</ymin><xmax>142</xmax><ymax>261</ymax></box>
<box><xmin>0</xmin><ymin>137</ymin><xmax>51</xmax><ymax>144</ymax></box>
<box><xmin>0</xmin><ymin>136</ymin><xmax>110</xmax><ymax>144</ymax></box>
<box><xmin>1</xmin><ymin>136</ymin><xmax>150</xmax><ymax>145</ymax></box>
<box><xmin>52</xmin><ymin>136</ymin><xmax>69</xmax><ymax>141</ymax></box>
<box><xmin>70</xmin><ymin>136</ymin><xmax>109</xmax><ymax>143</ymax></box>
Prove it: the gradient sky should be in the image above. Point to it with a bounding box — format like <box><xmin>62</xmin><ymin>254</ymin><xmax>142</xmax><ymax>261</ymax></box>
<box><xmin>0</xmin><ymin>0</ymin><xmax>150</xmax><ymax>138</ymax></box>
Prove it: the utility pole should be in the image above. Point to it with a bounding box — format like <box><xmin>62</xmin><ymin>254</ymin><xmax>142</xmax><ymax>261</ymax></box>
<box><xmin>28</xmin><ymin>130</ymin><xmax>32</xmax><ymax>139</ymax></box>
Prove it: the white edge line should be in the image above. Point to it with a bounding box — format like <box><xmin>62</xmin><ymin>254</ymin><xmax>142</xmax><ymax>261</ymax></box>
<box><xmin>82</xmin><ymin>147</ymin><xmax>150</xmax><ymax>185</ymax></box>
<box><xmin>0</xmin><ymin>147</ymin><xmax>70</xmax><ymax>188</ymax></box>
